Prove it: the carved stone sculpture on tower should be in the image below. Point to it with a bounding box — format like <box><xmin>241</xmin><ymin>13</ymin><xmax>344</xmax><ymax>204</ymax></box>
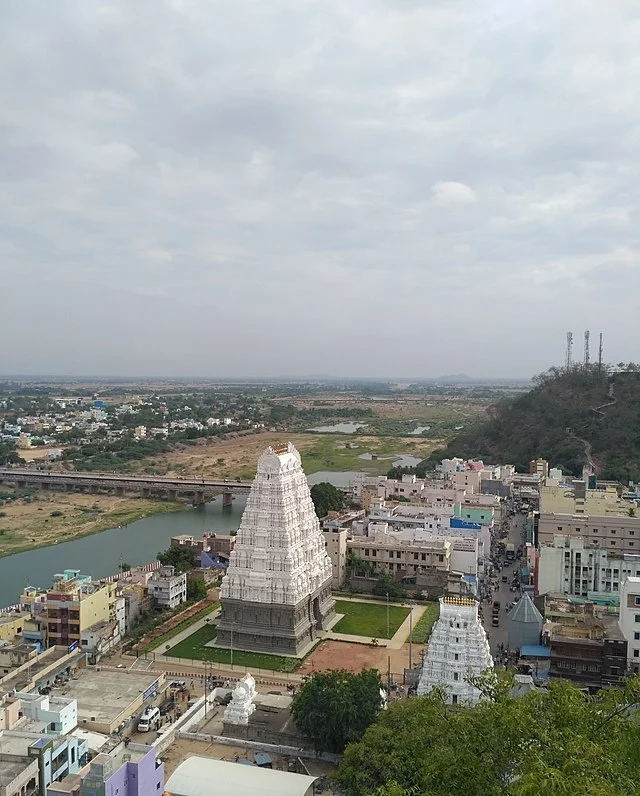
<box><xmin>223</xmin><ymin>673</ymin><xmax>256</xmax><ymax>726</ymax></box>
<box><xmin>216</xmin><ymin>442</ymin><xmax>335</xmax><ymax>656</ymax></box>
<box><xmin>417</xmin><ymin>596</ymin><xmax>493</xmax><ymax>706</ymax></box>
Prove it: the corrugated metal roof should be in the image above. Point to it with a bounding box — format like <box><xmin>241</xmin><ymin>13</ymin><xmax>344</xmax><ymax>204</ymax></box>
<box><xmin>509</xmin><ymin>592</ymin><xmax>543</xmax><ymax>625</ymax></box>
<box><xmin>165</xmin><ymin>757</ymin><xmax>317</xmax><ymax>796</ymax></box>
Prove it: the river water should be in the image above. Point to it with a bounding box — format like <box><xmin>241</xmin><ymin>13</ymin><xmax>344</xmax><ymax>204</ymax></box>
<box><xmin>0</xmin><ymin>496</ymin><xmax>247</xmax><ymax>607</ymax></box>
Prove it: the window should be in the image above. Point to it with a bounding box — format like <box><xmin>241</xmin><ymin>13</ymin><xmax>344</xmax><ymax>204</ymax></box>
<box><xmin>454</xmin><ymin>653</ymin><xmax>459</xmax><ymax>661</ymax></box>
<box><xmin>453</xmin><ymin>672</ymin><xmax>459</xmax><ymax>681</ymax></box>
<box><xmin>455</xmin><ymin>637</ymin><xmax>459</xmax><ymax>644</ymax></box>
<box><xmin>634</xmin><ymin>615</ymin><xmax>640</xmax><ymax>623</ymax></box>
<box><xmin>396</xmin><ymin>551</ymin><xmax>401</xmax><ymax>559</ymax></box>
<box><xmin>635</xmin><ymin>632</ymin><xmax>640</xmax><ymax>640</ymax></box>
<box><xmin>611</xmin><ymin>530</ymin><xmax>617</xmax><ymax>535</ymax></box>
<box><xmin>439</xmin><ymin>555</ymin><xmax>444</xmax><ymax>563</ymax></box>
<box><xmin>452</xmin><ymin>694</ymin><xmax>458</xmax><ymax>704</ymax></box>
<box><xmin>634</xmin><ymin>650</ymin><xmax>639</xmax><ymax>658</ymax></box>
<box><xmin>557</xmin><ymin>526</ymin><xmax>563</xmax><ymax>531</ymax></box>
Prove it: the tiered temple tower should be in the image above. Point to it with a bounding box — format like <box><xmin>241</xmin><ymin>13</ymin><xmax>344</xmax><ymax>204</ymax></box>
<box><xmin>216</xmin><ymin>442</ymin><xmax>335</xmax><ymax>656</ymax></box>
<box><xmin>417</xmin><ymin>596</ymin><xmax>493</xmax><ymax>705</ymax></box>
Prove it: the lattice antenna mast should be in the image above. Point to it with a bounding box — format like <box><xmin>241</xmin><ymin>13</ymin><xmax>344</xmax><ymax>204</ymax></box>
<box><xmin>565</xmin><ymin>332</ymin><xmax>573</xmax><ymax>369</ymax></box>
<box><xmin>598</xmin><ymin>333</ymin><xmax>603</xmax><ymax>370</ymax></box>
<box><xmin>584</xmin><ymin>330</ymin><xmax>590</xmax><ymax>366</ymax></box>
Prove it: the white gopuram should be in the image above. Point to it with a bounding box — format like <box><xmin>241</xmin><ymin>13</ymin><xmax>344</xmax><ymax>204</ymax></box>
<box><xmin>417</xmin><ymin>596</ymin><xmax>493</xmax><ymax>706</ymax></box>
<box><xmin>217</xmin><ymin>442</ymin><xmax>335</xmax><ymax>656</ymax></box>
<box><xmin>223</xmin><ymin>674</ymin><xmax>256</xmax><ymax>726</ymax></box>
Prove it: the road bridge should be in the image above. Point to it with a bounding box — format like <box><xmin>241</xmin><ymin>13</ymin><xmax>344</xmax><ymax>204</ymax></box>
<box><xmin>0</xmin><ymin>467</ymin><xmax>252</xmax><ymax>506</ymax></box>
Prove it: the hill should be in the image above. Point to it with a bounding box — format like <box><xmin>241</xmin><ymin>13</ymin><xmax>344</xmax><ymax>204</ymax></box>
<box><xmin>423</xmin><ymin>365</ymin><xmax>640</xmax><ymax>482</ymax></box>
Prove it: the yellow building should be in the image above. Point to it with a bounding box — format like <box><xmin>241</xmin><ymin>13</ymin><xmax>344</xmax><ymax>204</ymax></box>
<box><xmin>35</xmin><ymin>570</ymin><xmax>123</xmax><ymax>649</ymax></box>
<box><xmin>0</xmin><ymin>613</ymin><xmax>31</xmax><ymax>643</ymax></box>
<box><xmin>540</xmin><ymin>483</ymin><xmax>624</xmax><ymax>516</ymax></box>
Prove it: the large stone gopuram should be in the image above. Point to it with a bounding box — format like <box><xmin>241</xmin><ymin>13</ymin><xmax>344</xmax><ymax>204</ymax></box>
<box><xmin>216</xmin><ymin>442</ymin><xmax>335</xmax><ymax>656</ymax></box>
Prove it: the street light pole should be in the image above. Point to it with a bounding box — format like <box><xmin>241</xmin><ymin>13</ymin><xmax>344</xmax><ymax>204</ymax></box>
<box><xmin>408</xmin><ymin>601</ymin><xmax>414</xmax><ymax>669</ymax></box>
<box><xmin>386</xmin><ymin>593</ymin><xmax>390</xmax><ymax>638</ymax></box>
<box><xmin>230</xmin><ymin>625</ymin><xmax>234</xmax><ymax>669</ymax></box>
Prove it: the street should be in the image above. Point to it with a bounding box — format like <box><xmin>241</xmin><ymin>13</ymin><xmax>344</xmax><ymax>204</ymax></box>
<box><xmin>481</xmin><ymin>511</ymin><xmax>527</xmax><ymax>659</ymax></box>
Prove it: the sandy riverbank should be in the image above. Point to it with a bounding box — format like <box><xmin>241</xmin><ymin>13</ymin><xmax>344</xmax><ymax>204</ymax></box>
<box><xmin>0</xmin><ymin>490</ymin><xmax>182</xmax><ymax>558</ymax></box>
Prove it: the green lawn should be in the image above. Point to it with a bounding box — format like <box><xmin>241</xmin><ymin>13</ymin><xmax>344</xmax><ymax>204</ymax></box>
<box><xmin>408</xmin><ymin>603</ymin><xmax>439</xmax><ymax>643</ymax></box>
<box><xmin>144</xmin><ymin>602</ymin><xmax>219</xmax><ymax>652</ymax></box>
<box><xmin>333</xmin><ymin>599</ymin><xmax>410</xmax><ymax>639</ymax></box>
<box><xmin>166</xmin><ymin>624</ymin><xmax>301</xmax><ymax>672</ymax></box>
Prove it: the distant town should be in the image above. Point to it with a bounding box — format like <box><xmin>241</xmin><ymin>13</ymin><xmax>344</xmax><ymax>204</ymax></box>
<box><xmin>0</xmin><ymin>376</ymin><xmax>639</xmax><ymax>794</ymax></box>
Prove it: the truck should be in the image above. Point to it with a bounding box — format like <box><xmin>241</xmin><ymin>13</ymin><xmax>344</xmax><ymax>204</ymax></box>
<box><xmin>505</xmin><ymin>543</ymin><xmax>515</xmax><ymax>562</ymax></box>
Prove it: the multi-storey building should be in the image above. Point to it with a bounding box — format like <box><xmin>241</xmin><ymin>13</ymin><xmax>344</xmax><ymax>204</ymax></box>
<box><xmin>148</xmin><ymin>566</ymin><xmax>187</xmax><ymax>610</ymax></box>
<box><xmin>543</xmin><ymin>596</ymin><xmax>627</xmax><ymax>689</ymax></box>
<box><xmin>537</xmin><ymin>536</ymin><xmax>640</xmax><ymax>597</ymax></box>
<box><xmin>618</xmin><ymin>577</ymin><xmax>640</xmax><ymax>675</ymax></box>
<box><xmin>348</xmin><ymin>532</ymin><xmax>452</xmax><ymax>579</ymax></box>
<box><xmin>44</xmin><ymin>571</ymin><xmax>120</xmax><ymax>649</ymax></box>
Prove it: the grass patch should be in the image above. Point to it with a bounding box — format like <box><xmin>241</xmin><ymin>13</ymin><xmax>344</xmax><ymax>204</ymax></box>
<box><xmin>167</xmin><ymin>624</ymin><xmax>302</xmax><ymax>672</ymax></box>
<box><xmin>333</xmin><ymin>599</ymin><xmax>410</xmax><ymax>639</ymax></box>
<box><xmin>144</xmin><ymin>602</ymin><xmax>219</xmax><ymax>652</ymax></box>
<box><xmin>298</xmin><ymin>435</ymin><xmax>440</xmax><ymax>476</ymax></box>
<box><xmin>409</xmin><ymin>603</ymin><xmax>439</xmax><ymax>643</ymax></box>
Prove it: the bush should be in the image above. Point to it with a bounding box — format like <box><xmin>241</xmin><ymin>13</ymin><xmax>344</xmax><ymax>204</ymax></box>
<box><xmin>50</xmin><ymin>511</ymin><xmax>63</xmax><ymax>517</ymax></box>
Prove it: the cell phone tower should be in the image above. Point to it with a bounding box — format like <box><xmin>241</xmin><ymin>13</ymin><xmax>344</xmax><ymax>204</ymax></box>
<box><xmin>565</xmin><ymin>332</ymin><xmax>573</xmax><ymax>370</ymax></box>
<box><xmin>598</xmin><ymin>332</ymin><xmax>603</xmax><ymax>371</ymax></box>
<box><xmin>584</xmin><ymin>330</ymin><xmax>590</xmax><ymax>366</ymax></box>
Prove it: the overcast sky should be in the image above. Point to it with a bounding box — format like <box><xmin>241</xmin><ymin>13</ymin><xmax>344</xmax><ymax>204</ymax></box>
<box><xmin>2</xmin><ymin>1</ymin><xmax>639</xmax><ymax>379</ymax></box>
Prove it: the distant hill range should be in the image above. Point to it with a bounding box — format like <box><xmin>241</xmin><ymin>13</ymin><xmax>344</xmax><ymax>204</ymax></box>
<box><xmin>423</xmin><ymin>365</ymin><xmax>640</xmax><ymax>483</ymax></box>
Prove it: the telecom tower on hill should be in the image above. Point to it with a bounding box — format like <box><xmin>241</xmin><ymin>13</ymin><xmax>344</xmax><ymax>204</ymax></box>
<box><xmin>216</xmin><ymin>443</ymin><xmax>335</xmax><ymax>656</ymax></box>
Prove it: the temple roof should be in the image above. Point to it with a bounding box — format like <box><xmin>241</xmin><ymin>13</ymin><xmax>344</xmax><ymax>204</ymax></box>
<box><xmin>509</xmin><ymin>592</ymin><xmax>543</xmax><ymax>625</ymax></box>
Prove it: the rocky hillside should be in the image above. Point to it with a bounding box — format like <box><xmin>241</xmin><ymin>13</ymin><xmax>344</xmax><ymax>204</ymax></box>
<box><xmin>423</xmin><ymin>366</ymin><xmax>640</xmax><ymax>483</ymax></box>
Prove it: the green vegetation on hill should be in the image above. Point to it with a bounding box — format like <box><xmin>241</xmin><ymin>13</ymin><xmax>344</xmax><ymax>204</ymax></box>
<box><xmin>422</xmin><ymin>365</ymin><xmax>640</xmax><ymax>482</ymax></box>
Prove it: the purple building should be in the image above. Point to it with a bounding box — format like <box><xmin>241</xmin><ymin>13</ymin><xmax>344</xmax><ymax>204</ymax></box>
<box><xmin>48</xmin><ymin>743</ymin><xmax>164</xmax><ymax>796</ymax></box>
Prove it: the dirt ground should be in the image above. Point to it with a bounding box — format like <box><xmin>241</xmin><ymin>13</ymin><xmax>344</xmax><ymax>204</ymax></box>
<box><xmin>127</xmin><ymin>432</ymin><xmax>329</xmax><ymax>479</ymax></box>
<box><xmin>0</xmin><ymin>491</ymin><xmax>179</xmax><ymax>556</ymax></box>
<box><xmin>298</xmin><ymin>640</ymin><xmax>425</xmax><ymax>680</ymax></box>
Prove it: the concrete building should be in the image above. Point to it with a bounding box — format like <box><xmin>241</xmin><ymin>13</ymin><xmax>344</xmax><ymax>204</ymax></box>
<box><xmin>0</xmin><ymin>644</ymin><xmax>38</xmax><ymax>676</ymax></box>
<box><xmin>618</xmin><ymin>577</ymin><xmax>640</xmax><ymax>675</ymax></box>
<box><xmin>43</xmin><ymin>571</ymin><xmax>120</xmax><ymax>649</ymax></box>
<box><xmin>165</xmin><ymin>756</ymin><xmax>317</xmax><ymax>796</ymax></box>
<box><xmin>349</xmin><ymin>531</ymin><xmax>452</xmax><ymax>580</ymax></box>
<box><xmin>79</xmin><ymin>620</ymin><xmax>121</xmax><ymax>664</ymax></box>
<box><xmin>0</xmin><ymin>730</ymin><xmax>88</xmax><ymax>795</ymax></box>
<box><xmin>13</xmin><ymin>691</ymin><xmax>78</xmax><ymax>735</ymax></box>
<box><xmin>529</xmin><ymin>458</ymin><xmax>549</xmax><ymax>478</ymax></box>
<box><xmin>537</xmin><ymin>536</ymin><xmax>640</xmax><ymax>597</ymax></box>
<box><xmin>59</xmin><ymin>743</ymin><xmax>164</xmax><ymax>796</ymax></box>
<box><xmin>417</xmin><ymin>596</ymin><xmax>493</xmax><ymax>705</ymax></box>
<box><xmin>322</xmin><ymin>529</ymin><xmax>348</xmax><ymax>589</ymax></box>
<box><xmin>217</xmin><ymin>443</ymin><xmax>335</xmax><ymax>656</ymax></box>
<box><xmin>59</xmin><ymin>669</ymin><xmax>164</xmax><ymax>735</ymax></box>
<box><xmin>148</xmin><ymin>566</ymin><xmax>187</xmax><ymax>610</ymax></box>
<box><xmin>543</xmin><ymin>596</ymin><xmax>627</xmax><ymax>689</ymax></box>
<box><xmin>0</xmin><ymin>615</ymin><xmax>31</xmax><ymax>644</ymax></box>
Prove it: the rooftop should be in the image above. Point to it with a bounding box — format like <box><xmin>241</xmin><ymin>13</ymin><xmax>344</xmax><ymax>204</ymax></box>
<box><xmin>165</xmin><ymin>756</ymin><xmax>317</xmax><ymax>796</ymax></box>
<box><xmin>58</xmin><ymin>669</ymin><xmax>161</xmax><ymax>727</ymax></box>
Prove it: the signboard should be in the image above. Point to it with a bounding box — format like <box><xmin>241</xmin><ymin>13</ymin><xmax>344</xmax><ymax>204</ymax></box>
<box><xmin>142</xmin><ymin>682</ymin><xmax>159</xmax><ymax>701</ymax></box>
<box><xmin>68</xmin><ymin>641</ymin><xmax>79</xmax><ymax>653</ymax></box>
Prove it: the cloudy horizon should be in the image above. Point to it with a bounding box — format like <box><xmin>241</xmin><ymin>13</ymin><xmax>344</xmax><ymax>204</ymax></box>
<box><xmin>2</xmin><ymin>1</ymin><xmax>639</xmax><ymax>379</ymax></box>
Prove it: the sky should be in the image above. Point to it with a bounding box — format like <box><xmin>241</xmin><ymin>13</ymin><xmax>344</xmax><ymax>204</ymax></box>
<box><xmin>1</xmin><ymin>0</ymin><xmax>639</xmax><ymax>379</ymax></box>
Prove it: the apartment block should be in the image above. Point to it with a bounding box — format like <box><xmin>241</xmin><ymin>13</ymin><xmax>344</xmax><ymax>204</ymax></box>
<box><xmin>148</xmin><ymin>566</ymin><xmax>187</xmax><ymax>609</ymax></box>
<box><xmin>618</xmin><ymin>577</ymin><xmax>640</xmax><ymax>675</ymax></box>
<box><xmin>348</xmin><ymin>533</ymin><xmax>452</xmax><ymax>580</ymax></box>
<box><xmin>44</xmin><ymin>572</ymin><xmax>119</xmax><ymax>649</ymax></box>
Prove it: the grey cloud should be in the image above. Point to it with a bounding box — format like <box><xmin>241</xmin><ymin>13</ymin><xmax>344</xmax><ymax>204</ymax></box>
<box><xmin>1</xmin><ymin>0</ymin><xmax>640</xmax><ymax>377</ymax></box>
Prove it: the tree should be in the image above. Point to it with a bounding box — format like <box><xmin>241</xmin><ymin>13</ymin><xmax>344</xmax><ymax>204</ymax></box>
<box><xmin>157</xmin><ymin>546</ymin><xmax>198</xmax><ymax>573</ymax></box>
<box><xmin>336</xmin><ymin>675</ymin><xmax>640</xmax><ymax>796</ymax></box>
<box><xmin>292</xmin><ymin>669</ymin><xmax>383</xmax><ymax>754</ymax></box>
<box><xmin>310</xmin><ymin>482</ymin><xmax>346</xmax><ymax>518</ymax></box>
<box><xmin>372</xmin><ymin>573</ymin><xmax>404</xmax><ymax>599</ymax></box>
<box><xmin>187</xmin><ymin>577</ymin><xmax>208</xmax><ymax>601</ymax></box>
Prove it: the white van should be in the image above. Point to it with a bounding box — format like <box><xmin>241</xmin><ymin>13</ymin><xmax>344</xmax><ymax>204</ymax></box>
<box><xmin>137</xmin><ymin>706</ymin><xmax>160</xmax><ymax>732</ymax></box>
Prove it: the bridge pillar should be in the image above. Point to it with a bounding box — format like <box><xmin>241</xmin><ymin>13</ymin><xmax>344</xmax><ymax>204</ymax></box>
<box><xmin>65</xmin><ymin>484</ymin><xmax>74</xmax><ymax>492</ymax></box>
<box><xmin>222</xmin><ymin>491</ymin><xmax>233</xmax><ymax>509</ymax></box>
<box><xmin>115</xmin><ymin>487</ymin><xmax>124</xmax><ymax>496</ymax></box>
<box><xmin>194</xmin><ymin>491</ymin><xmax>205</xmax><ymax>506</ymax></box>
<box><xmin>168</xmin><ymin>490</ymin><xmax>177</xmax><ymax>502</ymax></box>
<box><xmin>141</xmin><ymin>488</ymin><xmax>150</xmax><ymax>499</ymax></box>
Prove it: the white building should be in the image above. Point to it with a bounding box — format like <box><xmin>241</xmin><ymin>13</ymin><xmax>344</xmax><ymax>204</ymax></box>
<box><xmin>537</xmin><ymin>536</ymin><xmax>640</xmax><ymax>597</ymax></box>
<box><xmin>619</xmin><ymin>577</ymin><xmax>640</xmax><ymax>675</ymax></box>
<box><xmin>417</xmin><ymin>596</ymin><xmax>493</xmax><ymax>705</ymax></box>
<box><xmin>148</xmin><ymin>566</ymin><xmax>187</xmax><ymax>609</ymax></box>
<box><xmin>15</xmin><ymin>691</ymin><xmax>78</xmax><ymax>735</ymax></box>
<box><xmin>134</xmin><ymin>425</ymin><xmax>147</xmax><ymax>439</ymax></box>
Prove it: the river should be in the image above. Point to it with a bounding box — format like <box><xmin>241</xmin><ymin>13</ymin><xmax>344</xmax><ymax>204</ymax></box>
<box><xmin>0</xmin><ymin>495</ymin><xmax>247</xmax><ymax>607</ymax></box>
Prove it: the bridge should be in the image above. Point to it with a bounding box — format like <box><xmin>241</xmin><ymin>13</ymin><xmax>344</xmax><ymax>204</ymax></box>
<box><xmin>0</xmin><ymin>467</ymin><xmax>253</xmax><ymax>507</ymax></box>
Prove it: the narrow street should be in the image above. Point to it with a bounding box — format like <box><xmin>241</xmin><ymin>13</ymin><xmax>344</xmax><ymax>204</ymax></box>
<box><xmin>481</xmin><ymin>511</ymin><xmax>527</xmax><ymax>659</ymax></box>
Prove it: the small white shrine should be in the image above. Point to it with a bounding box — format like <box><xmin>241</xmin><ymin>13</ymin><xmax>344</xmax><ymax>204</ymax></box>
<box><xmin>223</xmin><ymin>673</ymin><xmax>256</xmax><ymax>726</ymax></box>
<box><xmin>417</xmin><ymin>596</ymin><xmax>493</xmax><ymax>706</ymax></box>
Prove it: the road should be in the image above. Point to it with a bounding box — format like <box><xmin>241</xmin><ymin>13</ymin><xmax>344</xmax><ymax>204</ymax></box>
<box><xmin>481</xmin><ymin>511</ymin><xmax>527</xmax><ymax>659</ymax></box>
